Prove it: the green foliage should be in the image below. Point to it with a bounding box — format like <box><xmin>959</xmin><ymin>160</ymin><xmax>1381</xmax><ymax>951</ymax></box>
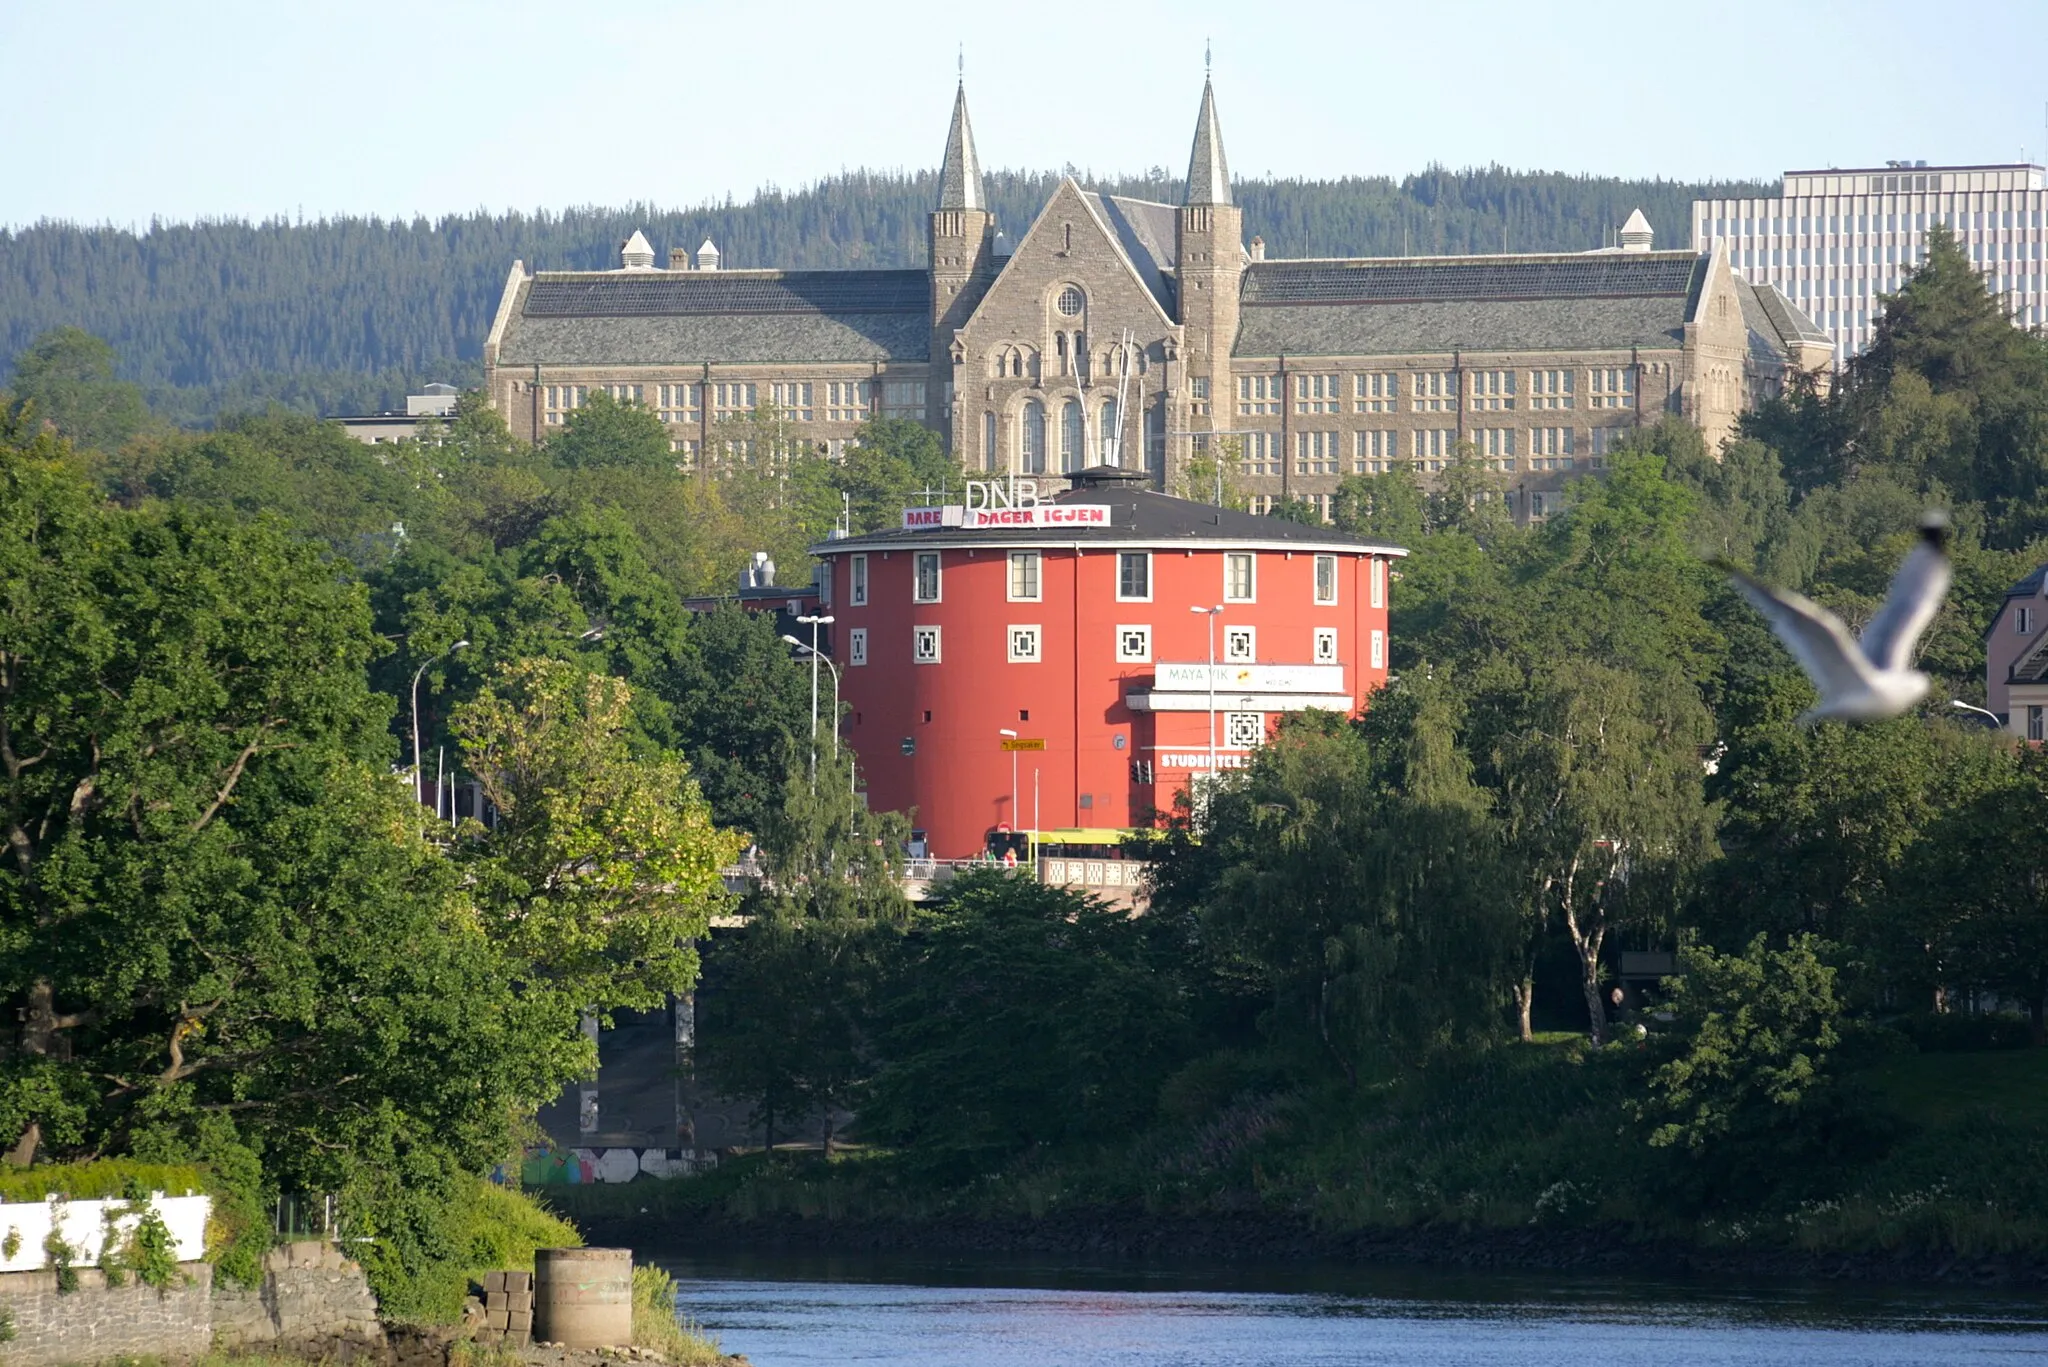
<box><xmin>631</xmin><ymin>1263</ymin><xmax>725</xmax><ymax>1366</ymax></box>
<box><xmin>5</xmin><ymin>327</ymin><xmax>151</xmax><ymax>453</ymax></box>
<box><xmin>545</xmin><ymin>392</ymin><xmax>674</xmax><ymax>471</ymax></box>
<box><xmin>663</xmin><ymin>606</ymin><xmax>813</xmax><ymax>834</ymax></box>
<box><xmin>355</xmin><ymin>1178</ymin><xmax>579</xmax><ymax>1326</ymax></box>
<box><xmin>0</xmin><ymin>1160</ymin><xmax>202</xmax><ymax>1202</ymax></box>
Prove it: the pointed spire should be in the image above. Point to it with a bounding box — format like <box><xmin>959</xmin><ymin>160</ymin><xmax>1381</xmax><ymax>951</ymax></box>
<box><xmin>937</xmin><ymin>82</ymin><xmax>985</xmax><ymax>211</ymax></box>
<box><xmin>1185</xmin><ymin>77</ymin><xmax>1231</xmax><ymax>207</ymax></box>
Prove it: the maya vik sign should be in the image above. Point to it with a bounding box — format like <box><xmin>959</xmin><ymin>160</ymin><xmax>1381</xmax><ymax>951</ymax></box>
<box><xmin>903</xmin><ymin>477</ymin><xmax>1115</xmax><ymax>530</ymax></box>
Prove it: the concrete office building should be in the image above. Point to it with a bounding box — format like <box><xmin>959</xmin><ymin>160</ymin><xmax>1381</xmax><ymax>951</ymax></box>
<box><xmin>1694</xmin><ymin>164</ymin><xmax>2048</xmax><ymax>364</ymax></box>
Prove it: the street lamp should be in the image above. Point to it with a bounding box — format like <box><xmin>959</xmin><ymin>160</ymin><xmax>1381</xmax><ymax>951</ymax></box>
<box><xmin>1189</xmin><ymin>605</ymin><xmax>1222</xmax><ymax>804</ymax></box>
<box><xmin>1952</xmin><ymin>699</ymin><xmax>2003</xmax><ymax>729</ymax></box>
<box><xmin>783</xmin><ymin>633</ymin><xmax>851</xmax><ymax>795</ymax></box>
<box><xmin>411</xmin><ymin>639</ymin><xmax>468</xmax><ymax>807</ymax></box>
<box><xmin>998</xmin><ymin>728</ymin><xmax>1019</xmax><ymax>839</ymax></box>
<box><xmin>794</xmin><ymin>614</ymin><xmax>835</xmax><ymax>792</ymax></box>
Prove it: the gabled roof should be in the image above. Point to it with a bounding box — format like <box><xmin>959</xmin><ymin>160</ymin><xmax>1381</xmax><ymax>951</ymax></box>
<box><xmin>937</xmin><ymin>83</ymin><xmax>985</xmax><ymax>211</ymax></box>
<box><xmin>1234</xmin><ymin>252</ymin><xmax>1708</xmax><ymax>358</ymax></box>
<box><xmin>811</xmin><ymin>469</ymin><xmax>1409</xmax><ymax>556</ymax></box>
<box><xmin>496</xmin><ymin>268</ymin><xmax>930</xmax><ymax>366</ymax></box>
<box><xmin>1084</xmin><ymin>192</ymin><xmax>1179</xmax><ymax>315</ymax></box>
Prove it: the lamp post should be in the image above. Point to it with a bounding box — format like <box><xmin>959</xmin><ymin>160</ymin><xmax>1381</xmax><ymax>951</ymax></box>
<box><xmin>1952</xmin><ymin>699</ymin><xmax>2003</xmax><ymax>729</ymax></box>
<box><xmin>794</xmin><ymin>614</ymin><xmax>835</xmax><ymax>792</ymax></box>
<box><xmin>783</xmin><ymin>634</ymin><xmax>850</xmax><ymax>795</ymax></box>
<box><xmin>411</xmin><ymin>639</ymin><xmax>468</xmax><ymax>807</ymax></box>
<box><xmin>1189</xmin><ymin>605</ymin><xmax>1222</xmax><ymax>805</ymax></box>
<box><xmin>999</xmin><ymin>728</ymin><xmax>1019</xmax><ymax>835</ymax></box>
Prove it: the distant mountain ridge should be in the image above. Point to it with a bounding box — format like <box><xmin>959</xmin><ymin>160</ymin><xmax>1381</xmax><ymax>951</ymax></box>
<box><xmin>0</xmin><ymin>166</ymin><xmax>1771</xmax><ymax>424</ymax></box>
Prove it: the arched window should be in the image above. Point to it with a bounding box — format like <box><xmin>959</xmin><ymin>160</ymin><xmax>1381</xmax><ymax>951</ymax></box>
<box><xmin>1099</xmin><ymin>400</ymin><xmax>1119</xmax><ymax>465</ymax></box>
<box><xmin>983</xmin><ymin>411</ymin><xmax>997</xmax><ymax>472</ymax></box>
<box><xmin>1010</xmin><ymin>350</ymin><xmax>1023</xmax><ymax>378</ymax></box>
<box><xmin>1021</xmin><ymin>400</ymin><xmax>1046</xmax><ymax>474</ymax></box>
<box><xmin>1055</xmin><ymin>333</ymin><xmax>1067</xmax><ymax>375</ymax></box>
<box><xmin>1061</xmin><ymin>399</ymin><xmax>1084</xmax><ymax>472</ymax></box>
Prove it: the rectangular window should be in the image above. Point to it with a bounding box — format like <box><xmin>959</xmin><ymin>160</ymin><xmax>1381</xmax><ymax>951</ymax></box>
<box><xmin>657</xmin><ymin>382</ymin><xmax>700</xmax><ymax>423</ymax></box>
<box><xmin>1413</xmin><ymin>429</ymin><xmax>1454</xmax><ymax>464</ymax></box>
<box><xmin>770</xmin><ymin>382</ymin><xmax>814</xmax><ymax>420</ymax></box>
<box><xmin>1241</xmin><ymin>431</ymin><xmax>1281</xmax><ymax>477</ymax></box>
<box><xmin>1116</xmin><ymin>624</ymin><xmax>1152</xmax><ymax>663</ymax></box>
<box><xmin>1474</xmin><ymin>428</ymin><xmax>1516</xmax><ymax>467</ymax></box>
<box><xmin>1314</xmin><ymin>554</ymin><xmax>1338</xmax><ymax>605</ymax></box>
<box><xmin>912</xmin><ymin>625</ymin><xmax>942</xmax><ymax>664</ymax></box>
<box><xmin>1589</xmin><ymin>367</ymin><xmax>1635</xmax><ymax>409</ymax></box>
<box><xmin>817</xmin><ymin>561</ymin><xmax>832</xmax><ymax>607</ymax></box>
<box><xmin>1469</xmin><ymin>369</ymin><xmax>1516</xmax><ymax>410</ymax></box>
<box><xmin>1529</xmin><ymin>428</ymin><xmax>1575</xmax><ymax>461</ymax></box>
<box><xmin>914</xmin><ymin>551</ymin><xmax>942</xmax><ymax>603</ymax></box>
<box><xmin>1117</xmin><ymin>551</ymin><xmax>1151</xmax><ymax>601</ymax></box>
<box><xmin>1353</xmin><ymin>429</ymin><xmax>1398</xmax><ymax>473</ymax></box>
<box><xmin>713</xmin><ymin>381</ymin><xmax>758</xmax><ymax>412</ymax></box>
<box><xmin>2030</xmin><ymin>705</ymin><xmax>2044</xmax><ymax>742</ymax></box>
<box><xmin>1294</xmin><ymin>373</ymin><xmax>1342</xmax><ymax>413</ymax></box>
<box><xmin>1370</xmin><ymin>557</ymin><xmax>1385</xmax><ymax>609</ymax></box>
<box><xmin>2021</xmin><ymin>606</ymin><xmax>2034</xmax><ymax>635</ymax></box>
<box><xmin>1223</xmin><ymin>624</ymin><xmax>1256</xmax><ymax>662</ymax></box>
<box><xmin>1411</xmin><ymin>371</ymin><xmax>1458</xmax><ymax>412</ymax></box>
<box><xmin>850</xmin><ymin>553</ymin><xmax>869</xmax><ymax>606</ymax></box>
<box><xmin>1224</xmin><ymin>711</ymin><xmax>1265</xmax><ymax>749</ymax></box>
<box><xmin>1224</xmin><ymin>552</ymin><xmax>1255</xmax><ymax>603</ymax></box>
<box><xmin>881</xmin><ymin>380</ymin><xmax>927</xmax><ymax>420</ymax></box>
<box><xmin>826</xmin><ymin>380</ymin><xmax>871</xmax><ymax>423</ymax></box>
<box><xmin>1529</xmin><ymin>370</ymin><xmax>1576</xmax><ymax>409</ymax></box>
<box><xmin>1008</xmin><ymin>551</ymin><xmax>1041</xmax><ymax>602</ymax></box>
<box><xmin>848</xmin><ymin>627</ymin><xmax>869</xmax><ymax>666</ymax></box>
<box><xmin>1355</xmin><ymin>372</ymin><xmax>1398</xmax><ymax>413</ymax></box>
<box><xmin>1313</xmin><ymin>627</ymin><xmax>1338</xmax><ymax>663</ymax></box>
<box><xmin>1190</xmin><ymin>375</ymin><xmax>1211</xmax><ymax>416</ymax></box>
<box><xmin>1294</xmin><ymin>431</ymin><xmax>1340</xmax><ymax>475</ymax></box>
<box><xmin>1370</xmin><ymin>628</ymin><xmax>1385</xmax><ymax>670</ymax></box>
<box><xmin>1007</xmin><ymin>624</ymin><xmax>1042</xmax><ymax>663</ymax></box>
<box><xmin>1236</xmin><ymin>374</ymin><xmax>1281</xmax><ymax>415</ymax></box>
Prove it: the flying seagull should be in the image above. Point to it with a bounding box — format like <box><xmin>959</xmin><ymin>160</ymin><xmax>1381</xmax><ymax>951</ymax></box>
<box><xmin>1716</xmin><ymin>512</ymin><xmax>1951</xmax><ymax>726</ymax></box>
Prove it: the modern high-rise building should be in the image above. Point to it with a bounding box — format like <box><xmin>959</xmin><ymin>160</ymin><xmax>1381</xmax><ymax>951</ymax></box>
<box><xmin>1693</xmin><ymin>163</ymin><xmax>2048</xmax><ymax>365</ymax></box>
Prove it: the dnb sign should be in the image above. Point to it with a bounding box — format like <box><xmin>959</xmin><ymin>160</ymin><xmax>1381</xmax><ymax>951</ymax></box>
<box><xmin>903</xmin><ymin>477</ymin><xmax>1114</xmax><ymax>530</ymax></box>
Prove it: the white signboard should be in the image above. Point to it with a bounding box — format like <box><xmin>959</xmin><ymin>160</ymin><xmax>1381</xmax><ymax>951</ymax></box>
<box><xmin>1153</xmin><ymin>663</ymin><xmax>1346</xmax><ymax>693</ymax></box>
<box><xmin>901</xmin><ymin>504</ymin><xmax>1113</xmax><ymax>530</ymax></box>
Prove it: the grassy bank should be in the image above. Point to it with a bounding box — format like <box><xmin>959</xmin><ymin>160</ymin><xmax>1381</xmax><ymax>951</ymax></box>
<box><xmin>545</xmin><ymin>1041</ymin><xmax>2048</xmax><ymax>1262</ymax></box>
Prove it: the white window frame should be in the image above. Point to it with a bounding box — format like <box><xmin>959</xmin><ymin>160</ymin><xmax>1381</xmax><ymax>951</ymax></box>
<box><xmin>1313</xmin><ymin>554</ymin><xmax>1338</xmax><ymax>606</ymax></box>
<box><xmin>1223</xmin><ymin>624</ymin><xmax>1256</xmax><ymax>663</ymax></box>
<box><xmin>1223</xmin><ymin>552</ymin><xmax>1256</xmax><ymax>603</ymax></box>
<box><xmin>848</xmin><ymin>627</ymin><xmax>869</xmax><ymax>666</ymax></box>
<box><xmin>1116</xmin><ymin>624</ymin><xmax>1152</xmax><ymax>663</ymax></box>
<box><xmin>913</xmin><ymin>551</ymin><xmax>942</xmax><ymax>603</ymax></box>
<box><xmin>850</xmin><ymin>553</ymin><xmax>869</xmax><ymax>607</ymax></box>
<box><xmin>1371</xmin><ymin>629</ymin><xmax>1386</xmax><ymax>670</ymax></box>
<box><xmin>1007</xmin><ymin>624</ymin><xmax>1042</xmax><ymax>664</ymax></box>
<box><xmin>1314</xmin><ymin>627</ymin><xmax>1338</xmax><ymax>664</ymax></box>
<box><xmin>1370</xmin><ymin>557</ymin><xmax>1386</xmax><ymax>609</ymax></box>
<box><xmin>912</xmin><ymin>625</ymin><xmax>942</xmax><ymax>664</ymax></box>
<box><xmin>1223</xmin><ymin>712</ymin><xmax>1266</xmax><ymax>750</ymax></box>
<box><xmin>1007</xmin><ymin>551</ymin><xmax>1042</xmax><ymax>603</ymax></box>
<box><xmin>1116</xmin><ymin>551</ymin><xmax>1153</xmax><ymax>602</ymax></box>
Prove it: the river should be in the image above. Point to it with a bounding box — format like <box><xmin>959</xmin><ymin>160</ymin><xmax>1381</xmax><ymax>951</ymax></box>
<box><xmin>660</xmin><ymin>1252</ymin><xmax>2048</xmax><ymax>1366</ymax></box>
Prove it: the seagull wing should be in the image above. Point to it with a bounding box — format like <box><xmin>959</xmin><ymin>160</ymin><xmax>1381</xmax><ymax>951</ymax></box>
<box><xmin>1859</xmin><ymin>537</ymin><xmax>1952</xmax><ymax>674</ymax></box>
<box><xmin>1722</xmin><ymin>564</ymin><xmax>1878</xmax><ymax>698</ymax></box>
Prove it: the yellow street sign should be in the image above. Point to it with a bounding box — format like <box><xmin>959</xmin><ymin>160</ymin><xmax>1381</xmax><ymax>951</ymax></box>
<box><xmin>1001</xmin><ymin>737</ymin><xmax>1047</xmax><ymax>752</ymax></box>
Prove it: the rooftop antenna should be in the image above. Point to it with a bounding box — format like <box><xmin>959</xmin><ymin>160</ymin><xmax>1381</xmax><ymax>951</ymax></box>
<box><xmin>958</xmin><ymin>42</ymin><xmax>963</xmax><ymax>83</ymax></box>
<box><xmin>1205</xmin><ymin>38</ymin><xmax>1211</xmax><ymax>77</ymax></box>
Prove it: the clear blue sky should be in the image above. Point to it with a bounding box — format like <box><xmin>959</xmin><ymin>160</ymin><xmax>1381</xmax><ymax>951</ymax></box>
<box><xmin>4</xmin><ymin>0</ymin><xmax>2045</xmax><ymax>229</ymax></box>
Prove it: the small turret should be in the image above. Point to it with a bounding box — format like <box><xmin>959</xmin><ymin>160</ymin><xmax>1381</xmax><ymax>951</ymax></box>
<box><xmin>1619</xmin><ymin>208</ymin><xmax>1654</xmax><ymax>252</ymax></box>
<box><xmin>697</xmin><ymin>239</ymin><xmax>721</xmax><ymax>271</ymax></box>
<box><xmin>619</xmin><ymin>229</ymin><xmax>655</xmax><ymax>270</ymax></box>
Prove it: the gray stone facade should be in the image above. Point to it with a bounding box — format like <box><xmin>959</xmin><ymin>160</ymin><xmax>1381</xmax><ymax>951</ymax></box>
<box><xmin>482</xmin><ymin>79</ymin><xmax>1832</xmax><ymax>524</ymax></box>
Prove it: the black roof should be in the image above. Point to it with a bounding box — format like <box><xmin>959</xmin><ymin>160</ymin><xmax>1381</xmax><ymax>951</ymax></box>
<box><xmin>1242</xmin><ymin>254</ymin><xmax>1701</xmax><ymax>306</ymax></box>
<box><xmin>523</xmin><ymin>269</ymin><xmax>928</xmax><ymax>318</ymax></box>
<box><xmin>811</xmin><ymin>468</ymin><xmax>1409</xmax><ymax>556</ymax></box>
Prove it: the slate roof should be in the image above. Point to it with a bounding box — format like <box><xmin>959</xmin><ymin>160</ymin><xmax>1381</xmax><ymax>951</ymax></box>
<box><xmin>937</xmin><ymin>83</ymin><xmax>985</xmax><ymax>211</ymax></box>
<box><xmin>1234</xmin><ymin>252</ymin><xmax>1707</xmax><ymax>358</ymax></box>
<box><xmin>1186</xmin><ymin>79</ymin><xmax>1232</xmax><ymax>207</ymax></box>
<box><xmin>1085</xmin><ymin>193</ymin><xmax>1179</xmax><ymax>316</ymax></box>
<box><xmin>810</xmin><ymin>468</ymin><xmax>1409</xmax><ymax>556</ymax></box>
<box><xmin>496</xmin><ymin>268</ymin><xmax>930</xmax><ymax>366</ymax></box>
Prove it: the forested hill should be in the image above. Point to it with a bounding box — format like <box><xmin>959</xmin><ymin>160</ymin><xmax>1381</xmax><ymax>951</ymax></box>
<box><xmin>0</xmin><ymin>165</ymin><xmax>1769</xmax><ymax>423</ymax></box>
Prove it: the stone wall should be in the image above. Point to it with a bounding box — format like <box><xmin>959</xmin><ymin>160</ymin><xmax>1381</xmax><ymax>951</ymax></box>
<box><xmin>0</xmin><ymin>1262</ymin><xmax>214</xmax><ymax>1367</ymax></box>
<box><xmin>212</xmin><ymin>1239</ymin><xmax>386</xmax><ymax>1357</ymax></box>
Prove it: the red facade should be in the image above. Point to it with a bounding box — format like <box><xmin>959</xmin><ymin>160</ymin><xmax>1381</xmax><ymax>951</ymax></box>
<box><xmin>810</xmin><ymin>479</ymin><xmax>1405</xmax><ymax>859</ymax></box>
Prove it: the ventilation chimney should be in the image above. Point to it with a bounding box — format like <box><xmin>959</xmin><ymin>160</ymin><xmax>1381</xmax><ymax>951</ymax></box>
<box><xmin>669</xmin><ymin>247</ymin><xmax>691</xmax><ymax>270</ymax></box>
<box><xmin>697</xmin><ymin>238</ymin><xmax>721</xmax><ymax>271</ymax></box>
<box><xmin>1249</xmin><ymin>235</ymin><xmax>1266</xmax><ymax>262</ymax></box>
<box><xmin>620</xmin><ymin>229</ymin><xmax>655</xmax><ymax>270</ymax></box>
<box><xmin>1618</xmin><ymin>208</ymin><xmax>1654</xmax><ymax>253</ymax></box>
<box><xmin>741</xmin><ymin>551</ymin><xmax>775</xmax><ymax>589</ymax></box>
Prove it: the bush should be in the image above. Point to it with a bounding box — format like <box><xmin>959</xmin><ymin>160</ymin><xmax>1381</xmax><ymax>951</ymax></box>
<box><xmin>0</xmin><ymin>1160</ymin><xmax>205</xmax><ymax>1203</ymax></box>
<box><xmin>355</xmin><ymin>1177</ymin><xmax>581</xmax><ymax>1326</ymax></box>
<box><xmin>631</xmin><ymin>1264</ymin><xmax>724</xmax><ymax>1366</ymax></box>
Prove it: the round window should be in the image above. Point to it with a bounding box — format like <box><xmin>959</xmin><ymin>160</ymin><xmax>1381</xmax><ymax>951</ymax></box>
<box><xmin>1056</xmin><ymin>285</ymin><xmax>1085</xmax><ymax>316</ymax></box>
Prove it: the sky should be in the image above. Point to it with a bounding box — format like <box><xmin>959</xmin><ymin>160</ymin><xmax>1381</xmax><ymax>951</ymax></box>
<box><xmin>4</xmin><ymin>0</ymin><xmax>2046</xmax><ymax>230</ymax></box>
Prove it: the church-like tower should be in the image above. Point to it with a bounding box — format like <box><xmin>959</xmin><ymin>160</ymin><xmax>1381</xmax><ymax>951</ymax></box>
<box><xmin>1175</xmin><ymin>77</ymin><xmax>1244</xmax><ymax>429</ymax></box>
<box><xmin>930</xmin><ymin>83</ymin><xmax>995</xmax><ymax>396</ymax></box>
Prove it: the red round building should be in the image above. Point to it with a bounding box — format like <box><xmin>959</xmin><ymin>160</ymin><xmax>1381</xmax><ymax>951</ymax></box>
<box><xmin>811</xmin><ymin>468</ymin><xmax>1408</xmax><ymax>860</ymax></box>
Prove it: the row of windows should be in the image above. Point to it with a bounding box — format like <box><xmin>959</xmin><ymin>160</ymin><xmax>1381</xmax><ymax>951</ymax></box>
<box><xmin>849</xmin><ymin>622</ymin><xmax>1386</xmax><ymax>671</ymax></box>
<box><xmin>1239</xmin><ymin>368</ymin><xmax>1614</xmax><ymax>416</ymax></box>
<box><xmin>534</xmin><ymin>378</ymin><xmax>904</xmax><ymax>427</ymax></box>
<box><xmin>843</xmin><ymin>550</ymin><xmax>1384</xmax><ymax>609</ymax></box>
<box><xmin>1206</xmin><ymin>423</ymin><xmax>1635</xmax><ymax>475</ymax></box>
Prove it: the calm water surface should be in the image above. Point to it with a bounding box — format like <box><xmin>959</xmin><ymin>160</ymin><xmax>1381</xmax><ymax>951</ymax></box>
<box><xmin>660</xmin><ymin>1251</ymin><xmax>2048</xmax><ymax>1366</ymax></box>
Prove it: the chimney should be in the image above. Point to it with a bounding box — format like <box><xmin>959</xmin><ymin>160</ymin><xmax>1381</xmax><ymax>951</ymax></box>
<box><xmin>669</xmin><ymin>247</ymin><xmax>691</xmax><ymax>270</ymax></box>
<box><xmin>1249</xmin><ymin>235</ymin><xmax>1266</xmax><ymax>262</ymax></box>
<box><xmin>697</xmin><ymin>238</ymin><xmax>721</xmax><ymax>272</ymax></box>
